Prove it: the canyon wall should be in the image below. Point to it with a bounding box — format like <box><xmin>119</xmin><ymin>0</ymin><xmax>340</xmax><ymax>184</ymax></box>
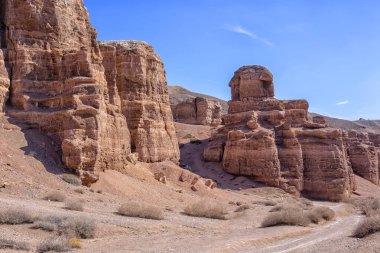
<box><xmin>204</xmin><ymin>66</ymin><xmax>357</xmax><ymax>200</ymax></box>
<box><xmin>172</xmin><ymin>96</ymin><xmax>222</xmax><ymax>126</ymax></box>
<box><xmin>0</xmin><ymin>0</ymin><xmax>179</xmax><ymax>184</ymax></box>
<box><xmin>100</xmin><ymin>41</ymin><xmax>179</xmax><ymax>163</ymax></box>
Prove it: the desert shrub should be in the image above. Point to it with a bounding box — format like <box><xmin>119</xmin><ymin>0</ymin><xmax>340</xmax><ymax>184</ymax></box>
<box><xmin>61</xmin><ymin>174</ymin><xmax>81</xmax><ymax>186</ymax></box>
<box><xmin>0</xmin><ymin>208</ymin><xmax>35</xmax><ymax>224</ymax></box>
<box><xmin>190</xmin><ymin>138</ymin><xmax>202</xmax><ymax>144</ymax></box>
<box><xmin>31</xmin><ymin>221</ymin><xmax>57</xmax><ymax>232</ymax></box>
<box><xmin>262</xmin><ymin>208</ymin><xmax>310</xmax><ymax>227</ymax></box>
<box><xmin>353</xmin><ymin>216</ymin><xmax>380</xmax><ymax>238</ymax></box>
<box><xmin>183</xmin><ymin>201</ymin><xmax>227</xmax><ymax>220</ymax></box>
<box><xmin>96</xmin><ymin>190</ymin><xmax>103</xmax><ymax>194</ymax></box>
<box><xmin>68</xmin><ymin>237</ymin><xmax>81</xmax><ymax>249</ymax></box>
<box><xmin>184</xmin><ymin>133</ymin><xmax>194</xmax><ymax>139</ymax></box>
<box><xmin>64</xmin><ymin>200</ymin><xmax>84</xmax><ymax>211</ymax></box>
<box><xmin>58</xmin><ymin>218</ymin><xmax>96</xmax><ymax>239</ymax></box>
<box><xmin>0</xmin><ymin>238</ymin><xmax>29</xmax><ymax>251</ymax></box>
<box><xmin>117</xmin><ymin>202</ymin><xmax>164</xmax><ymax>220</ymax></box>
<box><xmin>263</xmin><ymin>205</ymin><xmax>335</xmax><ymax>227</ymax></box>
<box><xmin>235</xmin><ymin>204</ymin><xmax>250</xmax><ymax>212</ymax></box>
<box><xmin>43</xmin><ymin>191</ymin><xmax>66</xmax><ymax>202</ymax></box>
<box><xmin>74</xmin><ymin>188</ymin><xmax>84</xmax><ymax>194</ymax></box>
<box><xmin>37</xmin><ymin>237</ymin><xmax>70</xmax><ymax>253</ymax></box>
<box><xmin>357</xmin><ymin>198</ymin><xmax>380</xmax><ymax>217</ymax></box>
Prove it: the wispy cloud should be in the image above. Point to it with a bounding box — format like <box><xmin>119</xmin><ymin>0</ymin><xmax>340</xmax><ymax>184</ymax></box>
<box><xmin>336</xmin><ymin>100</ymin><xmax>349</xmax><ymax>106</ymax></box>
<box><xmin>224</xmin><ymin>25</ymin><xmax>274</xmax><ymax>47</ymax></box>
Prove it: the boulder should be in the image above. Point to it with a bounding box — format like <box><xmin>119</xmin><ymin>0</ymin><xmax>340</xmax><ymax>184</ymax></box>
<box><xmin>0</xmin><ymin>50</ymin><xmax>9</xmax><ymax>112</ymax></box>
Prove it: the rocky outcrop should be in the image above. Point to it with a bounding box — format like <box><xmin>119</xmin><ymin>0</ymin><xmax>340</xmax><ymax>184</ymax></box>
<box><xmin>99</xmin><ymin>41</ymin><xmax>179</xmax><ymax>163</ymax></box>
<box><xmin>1</xmin><ymin>0</ymin><xmax>179</xmax><ymax>184</ymax></box>
<box><xmin>345</xmin><ymin>131</ymin><xmax>379</xmax><ymax>185</ymax></box>
<box><xmin>204</xmin><ymin>65</ymin><xmax>355</xmax><ymax>200</ymax></box>
<box><xmin>172</xmin><ymin>96</ymin><xmax>222</xmax><ymax>126</ymax></box>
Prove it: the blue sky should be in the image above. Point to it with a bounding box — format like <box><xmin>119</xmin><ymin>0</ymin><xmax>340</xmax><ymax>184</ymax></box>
<box><xmin>84</xmin><ymin>0</ymin><xmax>380</xmax><ymax>120</ymax></box>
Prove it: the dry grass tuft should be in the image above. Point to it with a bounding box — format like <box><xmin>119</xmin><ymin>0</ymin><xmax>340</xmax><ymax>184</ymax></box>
<box><xmin>0</xmin><ymin>238</ymin><xmax>29</xmax><ymax>251</ymax></box>
<box><xmin>61</xmin><ymin>174</ymin><xmax>82</xmax><ymax>186</ymax></box>
<box><xmin>183</xmin><ymin>201</ymin><xmax>227</xmax><ymax>220</ymax></box>
<box><xmin>0</xmin><ymin>208</ymin><xmax>35</xmax><ymax>224</ymax></box>
<box><xmin>68</xmin><ymin>237</ymin><xmax>81</xmax><ymax>249</ymax></box>
<box><xmin>262</xmin><ymin>205</ymin><xmax>335</xmax><ymax>227</ymax></box>
<box><xmin>64</xmin><ymin>200</ymin><xmax>84</xmax><ymax>211</ymax></box>
<box><xmin>117</xmin><ymin>202</ymin><xmax>164</xmax><ymax>220</ymax></box>
<box><xmin>58</xmin><ymin>218</ymin><xmax>96</xmax><ymax>239</ymax></box>
<box><xmin>74</xmin><ymin>188</ymin><xmax>84</xmax><ymax>194</ymax></box>
<box><xmin>353</xmin><ymin>216</ymin><xmax>380</xmax><ymax>238</ymax></box>
<box><xmin>43</xmin><ymin>191</ymin><xmax>66</xmax><ymax>202</ymax></box>
<box><xmin>31</xmin><ymin>221</ymin><xmax>56</xmax><ymax>232</ymax></box>
<box><xmin>37</xmin><ymin>237</ymin><xmax>70</xmax><ymax>253</ymax></box>
<box><xmin>356</xmin><ymin>198</ymin><xmax>380</xmax><ymax>217</ymax></box>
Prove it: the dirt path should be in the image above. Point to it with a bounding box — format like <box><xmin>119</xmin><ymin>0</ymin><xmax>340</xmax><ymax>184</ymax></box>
<box><xmin>214</xmin><ymin>203</ymin><xmax>362</xmax><ymax>253</ymax></box>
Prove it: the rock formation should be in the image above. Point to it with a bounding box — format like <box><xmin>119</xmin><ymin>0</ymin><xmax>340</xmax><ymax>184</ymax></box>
<box><xmin>345</xmin><ymin>131</ymin><xmax>379</xmax><ymax>185</ymax></box>
<box><xmin>172</xmin><ymin>96</ymin><xmax>222</xmax><ymax>126</ymax></box>
<box><xmin>99</xmin><ymin>41</ymin><xmax>179</xmax><ymax>163</ymax></box>
<box><xmin>0</xmin><ymin>0</ymin><xmax>179</xmax><ymax>184</ymax></box>
<box><xmin>0</xmin><ymin>50</ymin><xmax>9</xmax><ymax>112</ymax></box>
<box><xmin>204</xmin><ymin>66</ymin><xmax>355</xmax><ymax>201</ymax></box>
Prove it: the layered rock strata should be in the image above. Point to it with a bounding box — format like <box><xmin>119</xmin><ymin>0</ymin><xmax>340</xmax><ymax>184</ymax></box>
<box><xmin>172</xmin><ymin>96</ymin><xmax>222</xmax><ymax>126</ymax></box>
<box><xmin>99</xmin><ymin>41</ymin><xmax>179</xmax><ymax>163</ymax></box>
<box><xmin>1</xmin><ymin>0</ymin><xmax>179</xmax><ymax>184</ymax></box>
<box><xmin>204</xmin><ymin>66</ymin><xmax>355</xmax><ymax>200</ymax></box>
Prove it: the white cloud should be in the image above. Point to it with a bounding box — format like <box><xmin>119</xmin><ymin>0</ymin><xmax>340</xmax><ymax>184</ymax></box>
<box><xmin>224</xmin><ymin>25</ymin><xmax>274</xmax><ymax>47</ymax></box>
<box><xmin>336</xmin><ymin>100</ymin><xmax>349</xmax><ymax>105</ymax></box>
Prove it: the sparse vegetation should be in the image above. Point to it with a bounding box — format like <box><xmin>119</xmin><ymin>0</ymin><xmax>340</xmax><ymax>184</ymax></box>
<box><xmin>32</xmin><ymin>215</ymin><xmax>96</xmax><ymax>240</ymax></box>
<box><xmin>37</xmin><ymin>237</ymin><xmax>71</xmax><ymax>253</ymax></box>
<box><xmin>64</xmin><ymin>200</ymin><xmax>84</xmax><ymax>211</ymax></box>
<box><xmin>0</xmin><ymin>208</ymin><xmax>35</xmax><ymax>224</ymax></box>
<box><xmin>43</xmin><ymin>191</ymin><xmax>66</xmax><ymax>202</ymax></box>
<box><xmin>0</xmin><ymin>238</ymin><xmax>29</xmax><ymax>251</ymax></box>
<box><xmin>353</xmin><ymin>216</ymin><xmax>380</xmax><ymax>238</ymax></box>
<box><xmin>356</xmin><ymin>198</ymin><xmax>380</xmax><ymax>217</ymax></box>
<box><xmin>184</xmin><ymin>133</ymin><xmax>194</xmax><ymax>139</ymax></box>
<box><xmin>117</xmin><ymin>202</ymin><xmax>164</xmax><ymax>220</ymax></box>
<box><xmin>31</xmin><ymin>221</ymin><xmax>57</xmax><ymax>232</ymax></box>
<box><xmin>58</xmin><ymin>218</ymin><xmax>96</xmax><ymax>239</ymax></box>
<box><xmin>262</xmin><ymin>205</ymin><xmax>335</xmax><ymax>227</ymax></box>
<box><xmin>69</xmin><ymin>237</ymin><xmax>81</xmax><ymax>249</ymax></box>
<box><xmin>235</xmin><ymin>204</ymin><xmax>250</xmax><ymax>212</ymax></box>
<box><xmin>61</xmin><ymin>174</ymin><xmax>82</xmax><ymax>186</ymax></box>
<box><xmin>190</xmin><ymin>138</ymin><xmax>202</xmax><ymax>144</ymax></box>
<box><xmin>74</xmin><ymin>188</ymin><xmax>84</xmax><ymax>194</ymax></box>
<box><xmin>253</xmin><ymin>200</ymin><xmax>277</xmax><ymax>206</ymax></box>
<box><xmin>183</xmin><ymin>201</ymin><xmax>227</xmax><ymax>220</ymax></box>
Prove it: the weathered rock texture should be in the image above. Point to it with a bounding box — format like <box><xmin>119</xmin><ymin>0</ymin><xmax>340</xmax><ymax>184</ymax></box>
<box><xmin>1</xmin><ymin>0</ymin><xmax>179</xmax><ymax>184</ymax></box>
<box><xmin>204</xmin><ymin>66</ymin><xmax>356</xmax><ymax>200</ymax></box>
<box><xmin>99</xmin><ymin>41</ymin><xmax>179</xmax><ymax>163</ymax></box>
<box><xmin>345</xmin><ymin>131</ymin><xmax>379</xmax><ymax>185</ymax></box>
<box><xmin>0</xmin><ymin>49</ymin><xmax>9</xmax><ymax>112</ymax></box>
<box><xmin>172</xmin><ymin>96</ymin><xmax>222</xmax><ymax>126</ymax></box>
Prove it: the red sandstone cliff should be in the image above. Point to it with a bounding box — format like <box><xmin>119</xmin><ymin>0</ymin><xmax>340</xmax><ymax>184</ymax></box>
<box><xmin>0</xmin><ymin>0</ymin><xmax>179</xmax><ymax>184</ymax></box>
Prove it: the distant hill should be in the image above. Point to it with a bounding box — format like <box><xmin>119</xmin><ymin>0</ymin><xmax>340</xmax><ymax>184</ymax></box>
<box><xmin>169</xmin><ymin>85</ymin><xmax>380</xmax><ymax>133</ymax></box>
<box><xmin>309</xmin><ymin>113</ymin><xmax>380</xmax><ymax>133</ymax></box>
<box><xmin>168</xmin><ymin>85</ymin><xmax>229</xmax><ymax>114</ymax></box>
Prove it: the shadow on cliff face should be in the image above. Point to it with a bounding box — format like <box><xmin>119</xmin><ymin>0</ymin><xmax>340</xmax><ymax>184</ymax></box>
<box><xmin>179</xmin><ymin>137</ymin><xmax>267</xmax><ymax>190</ymax></box>
<box><xmin>6</xmin><ymin>116</ymin><xmax>65</xmax><ymax>175</ymax></box>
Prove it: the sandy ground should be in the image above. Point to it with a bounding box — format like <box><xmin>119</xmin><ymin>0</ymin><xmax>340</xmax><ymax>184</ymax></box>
<box><xmin>1</xmin><ymin>116</ymin><xmax>380</xmax><ymax>252</ymax></box>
